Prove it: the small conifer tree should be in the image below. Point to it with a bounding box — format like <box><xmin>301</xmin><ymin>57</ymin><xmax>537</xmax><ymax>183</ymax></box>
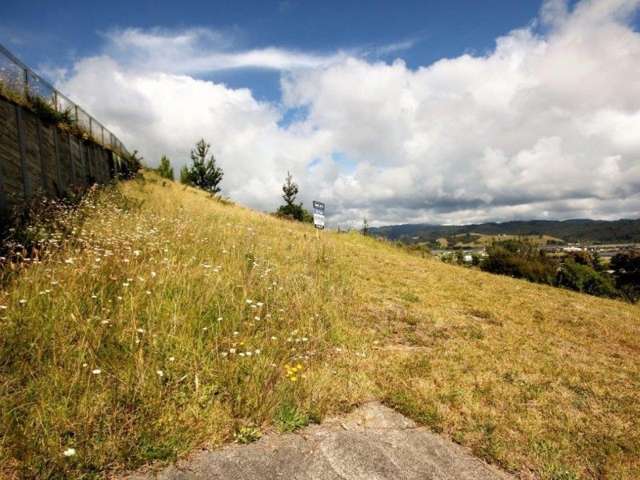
<box><xmin>180</xmin><ymin>139</ymin><xmax>224</xmax><ymax>194</ymax></box>
<box><xmin>276</xmin><ymin>171</ymin><xmax>310</xmax><ymax>222</ymax></box>
<box><xmin>282</xmin><ymin>171</ymin><xmax>299</xmax><ymax>208</ymax></box>
<box><xmin>157</xmin><ymin>155</ymin><xmax>174</xmax><ymax>180</ymax></box>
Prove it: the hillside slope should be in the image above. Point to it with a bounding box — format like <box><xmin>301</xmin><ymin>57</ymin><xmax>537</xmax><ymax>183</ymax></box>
<box><xmin>1</xmin><ymin>172</ymin><xmax>639</xmax><ymax>479</ymax></box>
<box><xmin>370</xmin><ymin>219</ymin><xmax>640</xmax><ymax>243</ymax></box>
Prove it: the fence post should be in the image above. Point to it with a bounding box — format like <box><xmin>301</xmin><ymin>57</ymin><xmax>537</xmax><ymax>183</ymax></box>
<box><xmin>85</xmin><ymin>141</ymin><xmax>91</xmax><ymax>185</ymax></box>
<box><xmin>15</xmin><ymin>104</ymin><xmax>32</xmax><ymax>199</ymax></box>
<box><xmin>0</xmin><ymin>148</ymin><xmax>7</xmax><ymax>216</ymax></box>
<box><xmin>53</xmin><ymin>127</ymin><xmax>64</xmax><ymax>194</ymax></box>
<box><xmin>68</xmin><ymin>133</ymin><xmax>76</xmax><ymax>187</ymax></box>
<box><xmin>23</xmin><ymin>67</ymin><xmax>29</xmax><ymax>100</ymax></box>
<box><xmin>36</xmin><ymin>122</ymin><xmax>48</xmax><ymax>194</ymax></box>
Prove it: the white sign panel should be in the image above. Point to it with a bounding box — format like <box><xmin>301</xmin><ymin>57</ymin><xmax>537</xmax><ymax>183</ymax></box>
<box><xmin>313</xmin><ymin>201</ymin><xmax>325</xmax><ymax>229</ymax></box>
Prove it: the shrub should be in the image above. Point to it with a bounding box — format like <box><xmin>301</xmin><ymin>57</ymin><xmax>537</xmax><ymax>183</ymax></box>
<box><xmin>117</xmin><ymin>150</ymin><xmax>143</xmax><ymax>180</ymax></box>
<box><xmin>610</xmin><ymin>250</ymin><xmax>640</xmax><ymax>302</ymax></box>
<box><xmin>555</xmin><ymin>259</ymin><xmax>618</xmax><ymax>298</ymax></box>
<box><xmin>481</xmin><ymin>240</ymin><xmax>557</xmax><ymax>284</ymax></box>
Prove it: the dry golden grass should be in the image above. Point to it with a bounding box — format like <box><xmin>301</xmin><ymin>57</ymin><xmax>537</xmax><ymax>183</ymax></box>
<box><xmin>0</xmin><ymin>171</ymin><xmax>638</xmax><ymax>479</ymax></box>
<box><xmin>438</xmin><ymin>233</ymin><xmax>562</xmax><ymax>248</ymax></box>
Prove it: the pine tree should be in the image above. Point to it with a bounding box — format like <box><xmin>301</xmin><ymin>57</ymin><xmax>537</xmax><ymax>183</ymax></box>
<box><xmin>180</xmin><ymin>139</ymin><xmax>224</xmax><ymax>194</ymax></box>
<box><xmin>276</xmin><ymin>171</ymin><xmax>310</xmax><ymax>222</ymax></box>
<box><xmin>157</xmin><ymin>155</ymin><xmax>174</xmax><ymax>180</ymax></box>
<box><xmin>282</xmin><ymin>171</ymin><xmax>299</xmax><ymax>207</ymax></box>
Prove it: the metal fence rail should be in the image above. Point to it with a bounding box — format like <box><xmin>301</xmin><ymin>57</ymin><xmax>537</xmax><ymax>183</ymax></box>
<box><xmin>0</xmin><ymin>43</ymin><xmax>129</xmax><ymax>158</ymax></box>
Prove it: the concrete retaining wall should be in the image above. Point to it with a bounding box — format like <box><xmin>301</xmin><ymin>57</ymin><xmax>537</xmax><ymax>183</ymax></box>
<box><xmin>0</xmin><ymin>95</ymin><xmax>116</xmax><ymax>222</ymax></box>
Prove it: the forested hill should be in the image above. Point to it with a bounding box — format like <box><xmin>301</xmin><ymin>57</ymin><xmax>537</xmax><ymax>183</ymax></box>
<box><xmin>369</xmin><ymin>218</ymin><xmax>640</xmax><ymax>244</ymax></box>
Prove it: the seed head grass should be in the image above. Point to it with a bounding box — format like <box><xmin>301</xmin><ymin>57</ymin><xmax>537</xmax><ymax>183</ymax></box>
<box><xmin>0</xmin><ymin>172</ymin><xmax>638</xmax><ymax>479</ymax></box>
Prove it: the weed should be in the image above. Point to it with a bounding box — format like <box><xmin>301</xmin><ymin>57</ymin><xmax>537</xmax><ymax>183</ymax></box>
<box><xmin>234</xmin><ymin>426</ymin><xmax>262</xmax><ymax>444</ymax></box>
<box><xmin>27</xmin><ymin>95</ymin><xmax>75</xmax><ymax>126</ymax></box>
<box><xmin>400</xmin><ymin>291</ymin><xmax>420</xmax><ymax>303</ymax></box>
<box><xmin>275</xmin><ymin>403</ymin><xmax>312</xmax><ymax>433</ymax></box>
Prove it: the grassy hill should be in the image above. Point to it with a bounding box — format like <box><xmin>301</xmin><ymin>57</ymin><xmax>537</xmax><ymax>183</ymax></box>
<box><xmin>435</xmin><ymin>233</ymin><xmax>563</xmax><ymax>249</ymax></box>
<box><xmin>371</xmin><ymin>219</ymin><xmax>640</xmax><ymax>244</ymax></box>
<box><xmin>1</xmin><ymin>172</ymin><xmax>639</xmax><ymax>479</ymax></box>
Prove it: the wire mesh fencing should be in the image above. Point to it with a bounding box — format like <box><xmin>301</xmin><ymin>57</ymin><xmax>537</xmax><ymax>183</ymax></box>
<box><xmin>0</xmin><ymin>43</ymin><xmax>129</xmax><ymax>158</ymax></box>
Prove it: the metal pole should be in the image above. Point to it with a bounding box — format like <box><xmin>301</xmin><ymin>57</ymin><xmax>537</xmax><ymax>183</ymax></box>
<box><xmin>23</xmin><ymin>68</ymin><xmax>29</xmax><ymax>100</ymax></box>
<box><xmin>53</xmin><ymin>128</ymin><xmax>64</xmax><ymax>194</ymax></box>
<box><xmin>36</xmin><ymin>122</ymin><xmax>48</xmax><ymax>194</ymax></box>
<box><xmin>15</xmin><ymin>105</ymin><xmax>32</xmax><ymax>199</ymax></box>
<box><xmin>68</xmin><ymin>132</ymin><xmax>76</xmax><ymax>186</ymax></box>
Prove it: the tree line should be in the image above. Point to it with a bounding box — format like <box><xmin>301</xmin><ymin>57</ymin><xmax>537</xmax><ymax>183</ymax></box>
<box><xmin>155</xmin><ymin>139</ymin><xmax>312</xmax><ymax>222</ymax></box>
<box><xmin>478</xmin><ymin>239</ymin><xmax>639</xmax><ymax>303</ymax></box>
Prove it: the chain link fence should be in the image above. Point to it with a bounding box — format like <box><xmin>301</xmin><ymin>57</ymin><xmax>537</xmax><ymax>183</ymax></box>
<box><xmin>0</xmin><ymin>43</ymin><xmax>129</xmax><ymax>158</ymax></box>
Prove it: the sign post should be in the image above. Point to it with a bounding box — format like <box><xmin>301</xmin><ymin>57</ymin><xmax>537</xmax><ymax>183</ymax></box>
<box><xmin>312</xmin><ymin>201</ymin><xmax>325</xmax><ymax>230</ymax></box>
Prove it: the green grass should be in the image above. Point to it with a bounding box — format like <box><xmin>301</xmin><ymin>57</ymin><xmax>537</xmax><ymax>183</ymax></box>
<box><xmin>275</xmin><ymin>402</ymin><xmax>315</xmax><ymax>433</ymax></box>
<box><xmin>1</xmin><ymin>171</ymin><xmax>639</xmax><ymax>479</ymax></box>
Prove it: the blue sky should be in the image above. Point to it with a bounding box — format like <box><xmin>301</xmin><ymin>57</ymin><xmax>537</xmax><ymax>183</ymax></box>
<box><xmin>2</xmin><ymin>0</ymin><xmax>544</xmax><ymax>102</ymax></box>
<box><xmin>1</xmin><ymin>1</ymin><xmax>639</xmax><ymax>227</ymax></box>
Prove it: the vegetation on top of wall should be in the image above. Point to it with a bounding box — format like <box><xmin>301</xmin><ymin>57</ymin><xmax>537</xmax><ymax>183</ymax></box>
<box><xmin>0</xmin><ymin>79</ymin><xmax>128</xmax><ymax>161</ymax></box>
<box><xmin>26</xmin><ymin>94</ymin><xmax>74</xmax><ymax>126</ymax></box>
<box><xmin>0</xmin><ymin>80</ymin><xmax>74</xmax><ymax>129</ymax></box>
<box><xmin>0</xmin><ymin>79</ymin><xmax>24</xmax><ymax>105</ymax></box>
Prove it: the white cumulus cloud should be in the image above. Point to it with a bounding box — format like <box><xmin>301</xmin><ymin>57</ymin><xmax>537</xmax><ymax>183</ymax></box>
<box><xmin>57</xmin><ymin>0</ymin><xmax>640</xmax><ymax>226</ymax></box>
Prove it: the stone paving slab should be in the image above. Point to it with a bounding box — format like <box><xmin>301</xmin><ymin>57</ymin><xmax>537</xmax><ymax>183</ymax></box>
<box><xmin>123</xmin><ymin>402</ymin><xmax>514</xmax><ymax>480</ymax></box>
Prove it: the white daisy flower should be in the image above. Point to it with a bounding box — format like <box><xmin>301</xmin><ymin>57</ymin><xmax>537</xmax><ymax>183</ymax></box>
<box><xmin>63</xmin><ymin>448</ymin><xmax>76</xmax><ymax>457</ymax></box>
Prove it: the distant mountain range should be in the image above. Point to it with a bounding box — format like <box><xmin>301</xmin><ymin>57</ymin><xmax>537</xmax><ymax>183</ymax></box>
<box><xmin>369</xmin><ymin>219</ymin><xmax>640</xmax><ymax>244</ymax></box>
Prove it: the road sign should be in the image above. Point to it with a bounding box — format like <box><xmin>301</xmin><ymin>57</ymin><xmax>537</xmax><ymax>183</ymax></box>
<box><xmin>313</xmin><ymin>201</ymin><xmax>325</xmax><ymax>229</ymax></box>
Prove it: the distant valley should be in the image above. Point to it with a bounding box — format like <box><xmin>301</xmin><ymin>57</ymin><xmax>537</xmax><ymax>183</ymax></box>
<box><xmin>369</xmin><ymin>218</ymin><xmax>640</xmax><ymax>245</ymax></box>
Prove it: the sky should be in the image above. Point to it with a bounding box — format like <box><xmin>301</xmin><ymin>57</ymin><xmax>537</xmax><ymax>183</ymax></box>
<box><xmin>1</xmin><ymin>0</ymin><xmax>639</xmax><ymax>227</ymax></box>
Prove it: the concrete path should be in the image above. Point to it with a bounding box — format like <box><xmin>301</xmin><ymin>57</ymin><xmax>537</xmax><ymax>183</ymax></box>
<box><xmin>123</xmin><ymin>402</ymin><xmax>513</xmax><ymax>480</ymax></box>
